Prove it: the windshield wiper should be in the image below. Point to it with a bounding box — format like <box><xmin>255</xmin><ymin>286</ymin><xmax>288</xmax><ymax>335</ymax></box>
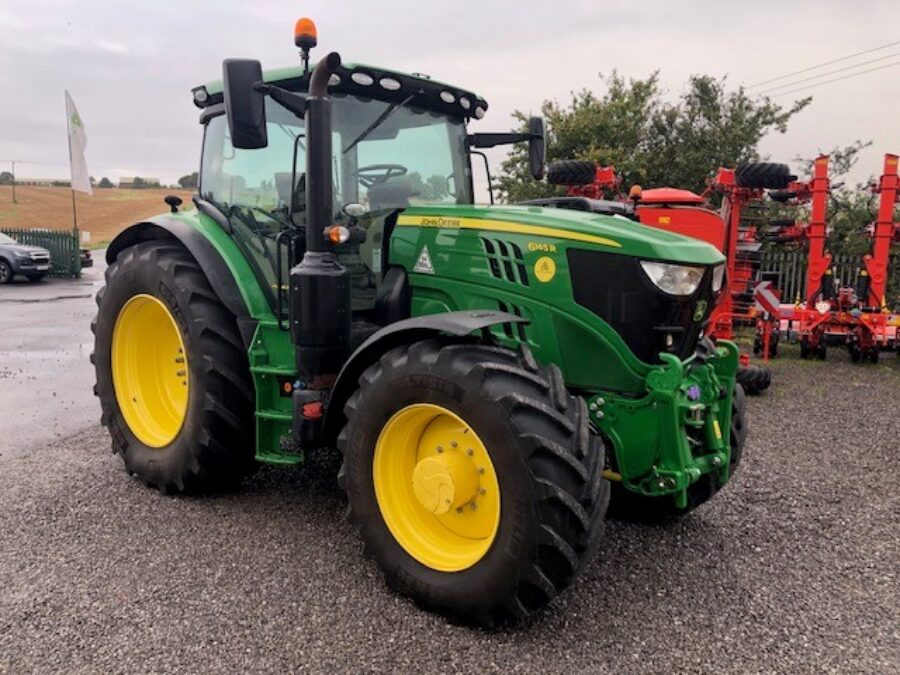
<box><xmin>342</xmin><ymin>92</ymin><xmax>417</xmax><ymax>155</ymax></box>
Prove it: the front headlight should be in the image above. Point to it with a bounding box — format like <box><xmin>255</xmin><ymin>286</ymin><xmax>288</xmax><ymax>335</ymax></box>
<box><xmin>711</xmin><ymin>264</ymin><xmax>726</xmax><ymax>293</ymax></box>
<box><xmin>640</xmin><ymin>261</ymin><xmax>705</xmax><ymax>296</ymax></box>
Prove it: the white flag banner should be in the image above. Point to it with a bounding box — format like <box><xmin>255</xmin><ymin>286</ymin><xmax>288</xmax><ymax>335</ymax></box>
<box><xmin>65</xmin><ymin>90</ymin><xmax>92</xmax><ymax>195</ymax></box>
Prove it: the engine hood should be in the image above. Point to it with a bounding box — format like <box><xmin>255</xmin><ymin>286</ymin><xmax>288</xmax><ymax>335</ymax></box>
<box><xmin>399</xmin><ymin>204</ymin><xmax>725</xmax><ymax>265</ymax></box>
<box><xmin>1</xmin><ymin>244</ymin><xmax>49</xmax><ymax>256</ymax></box>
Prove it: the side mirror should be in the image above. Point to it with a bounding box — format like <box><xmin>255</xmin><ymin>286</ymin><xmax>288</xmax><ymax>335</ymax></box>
<box><xmin>223</xmin><ymin>59</ymin><xmax>268</xmax><ymax>149</ymax></box>
<box><xmin>164</xmin><ymin>195</ymin><xmax>183</xmax><ymax>213</ymax></box>
<box><xmin>528</xmin><ymin>116</ymin><xmax>546</xmax><ymax>181</ymax></box>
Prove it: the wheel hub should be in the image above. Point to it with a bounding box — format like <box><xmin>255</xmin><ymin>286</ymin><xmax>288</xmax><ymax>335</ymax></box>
<box><xmin>411</xmin><ymin>451</ymin><xmax>479</xmax><ymax>515</ymax></box>
<box><xmin>111</xmin><ymin>294</ymin><xmax>189</xmax><ymax>448</ymax></box>
<box><xmin>373</xmin><ymin>403</ymin><xmax>501</xmax><ymax>572</ymax></box>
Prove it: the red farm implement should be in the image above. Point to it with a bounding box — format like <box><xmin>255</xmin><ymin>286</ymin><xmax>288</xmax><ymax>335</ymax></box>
<box><xmin>761</xmin><ymin>154</ymin><xmax>899</xmax><ymax>362</ymax></box>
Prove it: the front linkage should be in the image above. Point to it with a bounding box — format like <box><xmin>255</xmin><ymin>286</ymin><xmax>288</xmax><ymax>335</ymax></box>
<box><xmin>592</xmin><ymin>339</ymin><xmax>740</xmax><ymax>510</ymax></box>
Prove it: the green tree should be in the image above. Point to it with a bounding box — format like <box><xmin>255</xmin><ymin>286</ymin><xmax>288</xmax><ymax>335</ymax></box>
<box><xmin>0</xmin><ymin>171</ymin><xmax>12</xmax><ymax>185</ymax></box>
<box><xmin>497</xmin><ymin>72</ymin><xmax>810</xmax><ymax>202</ymax></box>
<box><xmin>98</xmin><ymin>176</ymin><xmax>114</xmax><ymax>188</ymax></box>
<box><xmin>131</xmin><ymin>176</ymin><xmax>145</xmax><ymax>189</ymax></box>
<box><xmin>178</xmin><ymin>171</ymin><xmax>199</xmax><ymax>189</ymax></box>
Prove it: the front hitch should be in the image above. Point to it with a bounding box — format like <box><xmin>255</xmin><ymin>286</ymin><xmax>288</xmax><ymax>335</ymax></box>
<box><xmin>590</xmin><ymin>340</ymin><xmax>739</xmax><ymax>508</ymax></box>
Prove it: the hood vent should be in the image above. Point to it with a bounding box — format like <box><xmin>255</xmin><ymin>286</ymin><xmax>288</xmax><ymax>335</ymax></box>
<box><xmin>495</xmin><ymin>300</ymin><xmax>529</xmax><ymax>342</ymax></box>
<box><xmin>480</xmin><ymin>237</ymin><xmax>530</xmax><ymax>287</ymax></box>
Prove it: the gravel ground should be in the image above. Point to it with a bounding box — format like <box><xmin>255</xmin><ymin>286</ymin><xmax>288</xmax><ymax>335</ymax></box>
<box><xmin>1</xmin><ymin>347</ymin><xmax>898</xmax><ymax>673</ymax></box>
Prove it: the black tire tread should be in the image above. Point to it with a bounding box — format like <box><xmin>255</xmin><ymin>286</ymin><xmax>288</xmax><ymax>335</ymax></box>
<box><xmin>92</xmin><ymin>241</ymin><xmax>255</xmax><ymax>493</ymax></box>
<box><xmin>736</xmin><ymin>363</ymin><xmax>772</xmax><ymax>395</ymax></box>
<box><xmin>547</xmin><ymin>160</ymin><xmax>597</xmax><ymax>187</ymax></box>
<box><xmin>735</xmin><ymin>162</ymin><xmax>794</xmax><ymax>190</ymax></box>
<box><xmin>337</xmin><ymin>339</ymin><xmax>609</xmax><ymax>625</ymax></box>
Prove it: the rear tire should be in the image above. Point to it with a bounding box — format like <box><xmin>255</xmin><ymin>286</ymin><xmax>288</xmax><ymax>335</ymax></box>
<box><xmin>608</xmin><ymin>384</ymin><xmax>747</xmax><ymax>521</ymax></box>
<box><xmin>547</xmin><ymin>160</ymin><xmax>597</xmax><ymax>187</ymax></box>
<box><xmin>92</xmin><ymin>241</ymin><xmax>255</xmax><ymax>493</ymax></box>
<box><xmin>338</xmin><ymin>340</ymin><xmax>608</xmax><ymax>625</ymax></box>
<box><xmin>735</xmin><ymin>162</ymin><xmax>794</xmax><ymax>190</ymax></box>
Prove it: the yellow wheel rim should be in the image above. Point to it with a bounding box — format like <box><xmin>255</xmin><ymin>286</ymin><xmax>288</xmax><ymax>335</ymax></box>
<box><xmin>111</xmin><ymin>294</ymin><xmax>189</xmax><ymax>448</ymax></box>
<box><xmin>373</xmin><ymin>404</ymin><xmax>501</xmax><ymax>572</ymax></box>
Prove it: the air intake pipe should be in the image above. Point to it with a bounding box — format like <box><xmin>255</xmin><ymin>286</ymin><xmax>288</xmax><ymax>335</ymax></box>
<box><xmin>289</xmin><ymin>51</ymin><xmax>352</xmax><ymax>388</ymax></box>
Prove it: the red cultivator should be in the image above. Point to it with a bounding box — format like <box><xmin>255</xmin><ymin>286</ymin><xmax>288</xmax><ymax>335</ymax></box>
<box><xmin>763</xmin><ymin>154</ymin><xmax>899</xmax><ymax>362</ymax></box>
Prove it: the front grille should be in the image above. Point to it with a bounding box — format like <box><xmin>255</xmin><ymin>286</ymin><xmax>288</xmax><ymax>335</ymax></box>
<box><xmin>29</xmin><ymin>252</ymin><xmax>50</xmax><ymax>263</ymax></box>
<box><xmin>567</xmin><ymin>249</ymin><xmax>714</xmax><ymax>363</ymax></box>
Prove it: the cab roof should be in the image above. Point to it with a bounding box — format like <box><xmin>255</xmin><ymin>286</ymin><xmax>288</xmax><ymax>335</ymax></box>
<box><xmin>194</xmin><ymin>61</ymin><xmax>489</xmax><ymax>121</ymax></box>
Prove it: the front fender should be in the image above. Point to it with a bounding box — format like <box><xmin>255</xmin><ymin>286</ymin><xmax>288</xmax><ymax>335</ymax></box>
<box><xmin>322</xmin><ymin>310</ymin><xmax>527</xmax><ymax>444</ymax></box>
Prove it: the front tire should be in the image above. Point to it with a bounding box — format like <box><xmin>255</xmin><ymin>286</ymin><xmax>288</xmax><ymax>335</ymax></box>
<box><xmin>0</xmin><ymin>260</ymin><xmax>13</xmax><ymax>284</ymax></box>
<box><xmin>338</xmin><ymin>340</ymin><xmax>608</xmax><ymax>625</ymax></box>
<box><xmin>92</xmin><ymin>241</ymin><xmax>255</xmax><ymax>493</ymax></box>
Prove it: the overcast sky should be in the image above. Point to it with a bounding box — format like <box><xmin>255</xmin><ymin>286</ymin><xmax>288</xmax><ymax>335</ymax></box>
<box><xmin>1</xmin><ymin>0</ymin><xmax>897</xmax><ymax>197</ymax></box>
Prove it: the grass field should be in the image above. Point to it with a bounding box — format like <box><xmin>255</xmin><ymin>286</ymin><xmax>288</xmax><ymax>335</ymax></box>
<box><xmin>0</xmin><ymin>185</ymin><xmax>194</xmax><ymax>248</ymax></box>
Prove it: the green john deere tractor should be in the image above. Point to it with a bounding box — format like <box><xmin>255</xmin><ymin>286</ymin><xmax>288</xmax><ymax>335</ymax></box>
<box><xmin>92</xmin><ymin>20</ymin><xmax>744</xmax><ymax>624</ymax></box>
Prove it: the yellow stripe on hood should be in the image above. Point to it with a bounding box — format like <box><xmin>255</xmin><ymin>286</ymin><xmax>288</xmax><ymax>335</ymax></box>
<box><xmin>397</xmin><ymin>215</ymin><xmax>621</xmax><ymax>248</ymax></box>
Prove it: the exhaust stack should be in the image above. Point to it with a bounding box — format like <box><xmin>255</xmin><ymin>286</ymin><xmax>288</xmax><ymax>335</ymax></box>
<box><xmin>289</xmin><ymin>52</ymin><xmax>351</xmax><ymax>388</ymax></box>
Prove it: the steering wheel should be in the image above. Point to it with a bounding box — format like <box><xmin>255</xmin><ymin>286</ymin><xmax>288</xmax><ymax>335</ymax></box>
<box><xmin>357</xmin><ymin>164</ymin><xmax>408</xmax><ymax>188</ymax></box>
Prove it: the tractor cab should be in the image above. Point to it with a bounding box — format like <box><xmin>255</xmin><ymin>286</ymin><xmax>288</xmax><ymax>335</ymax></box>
<box><xmin>192</xmin><ymin>51</ymin><xmax>542</xmax><ymax>325</ymax></box>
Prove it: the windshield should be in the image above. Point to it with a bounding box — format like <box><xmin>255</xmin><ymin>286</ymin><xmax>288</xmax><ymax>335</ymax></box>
<box><xmin>0</xmin><ymin>233</ymin><xmax>17</xmax><ymax>245</ymax></box>
<box><xmin>198</xmin><ymin>93</ymin><xmax>473</xmax><ymax>314</ymax></box>
<box><xmin>200</xmin><ymin>93</ymin><xmax>473</xmax><ymax>216</ymax></box>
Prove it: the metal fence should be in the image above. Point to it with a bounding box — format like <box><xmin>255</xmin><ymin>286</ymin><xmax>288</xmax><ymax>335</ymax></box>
<box><xmin>0</xmin><ymin>227</ymin><xmax>82</xmax><ymax>278</ymax></box>
<box><xmin>760</xmin><ymin>250</ymin><xmax>900</xmax><ymax>307</ymax></box>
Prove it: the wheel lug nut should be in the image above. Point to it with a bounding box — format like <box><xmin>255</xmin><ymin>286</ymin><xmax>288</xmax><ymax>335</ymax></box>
<box><xmin>477</xmin><ymin>467</ymin><xmax>484</xmax><ymax>474</ymax></box>
<box><xmin>479</xmin><ymin>488</ymin><xmax>486</xmax><ymax>495</ymax></box>
<box><xmin>450</xmin><ymin>441</ymin><xmax>458</xmax><ymax>448</ymax></box>
<box><xmin>436</xmin><ymin>446</ymin><xmax>443</xmax><ymax>453</ymax></box>
<box><xmin>466</xmin><ymin>448</ymin><xmax>474</xmax><ymax>456</ymax></box>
